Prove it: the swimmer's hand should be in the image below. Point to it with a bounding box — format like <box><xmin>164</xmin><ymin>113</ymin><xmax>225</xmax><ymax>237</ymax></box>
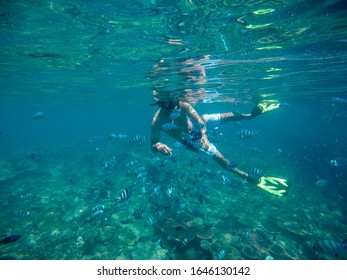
<box><xmin>153</xmin><ymin>142</ymin><xmax>172</xmax><ymax>155</ymax></box>
<box><xmin>200</xmin><ymin>135</ymin><xmax>210</xmax><ymax>150</ymax></box>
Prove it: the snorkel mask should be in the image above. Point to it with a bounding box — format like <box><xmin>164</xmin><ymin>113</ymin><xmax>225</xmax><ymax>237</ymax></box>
<box><xmin>150</xmin><ymin>99</ymin><xmax>180</xmax><ymax>120</ymax></box>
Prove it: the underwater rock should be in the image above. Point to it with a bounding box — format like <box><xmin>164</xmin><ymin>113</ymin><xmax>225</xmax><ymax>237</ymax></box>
<box><xmin>276</xmin><ymin>216</ymin><xmax>313</xmax><ymax>243</ymax></box>
<box><xmin>156</xmin><ymin>218</ymin><xmax>189</xmax><ymax>243</ymax></box>
<box><xmin>0</xmin><ymin>160</ymin><xmax>13</xmax><ymax>181</ymax></box>
<box><xmin>155</xmin><ymin>211</ymin><xmax>214</xmax><ymax>244</ymax></box>
<box><xmin>241</xmin><ymin>245</ymin><xmax>261</xmax><ymax>260</ymax></box>
<box><xmin>269</xmin><ymin>243</ymin><xmax>285</xmax><ymax>258</ymax></box>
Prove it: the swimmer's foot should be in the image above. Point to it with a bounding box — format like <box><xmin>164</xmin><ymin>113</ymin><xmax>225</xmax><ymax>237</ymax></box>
<box><xmin>251</xmin><ymin>102</ymin><xmax>281</xmax><ymax>118</ymax></box>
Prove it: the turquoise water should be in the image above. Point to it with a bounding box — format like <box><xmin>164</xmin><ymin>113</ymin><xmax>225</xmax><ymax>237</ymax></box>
<box><xmin>0</xmin><ymin>0</ymin><xmax>346</xmax><ymax>260</ymax></box>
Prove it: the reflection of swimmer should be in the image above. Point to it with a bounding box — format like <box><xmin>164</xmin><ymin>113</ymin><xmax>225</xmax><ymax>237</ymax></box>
<box><xmin>329</xmin><ymin>157</ymin><xmax>347</xmax><ymax>167</ymax></box>
<box><xmin>148</xmin><ymin>56</ymin><xmax>211</xmax><ymax>105</ymax></box>
<box><xmin>150</xmin><ymin>96</ymin><xmax>288</xmax><ymax>196</ymax></box>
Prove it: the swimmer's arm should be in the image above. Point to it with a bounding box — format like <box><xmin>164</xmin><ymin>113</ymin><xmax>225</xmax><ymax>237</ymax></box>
<box><xmin>181</xmin><ymin>102</ymin><xmax>209</xmax><ymax>149</ymax></box>
<box><xmin>181</xmin><ymin>102</ymin><xmax>207</xmax><ymax>137</ymax></box>
<box><xmin>151</xmin><ymin>111</ymin><xmax>172</xmax><ymax>155</ymax></box>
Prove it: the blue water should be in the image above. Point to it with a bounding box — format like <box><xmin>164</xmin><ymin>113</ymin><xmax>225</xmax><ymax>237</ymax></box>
<box><xmin>0</xmin><ymin>0</ymin><xmax>347</xmax><ymax>260</ymax></box>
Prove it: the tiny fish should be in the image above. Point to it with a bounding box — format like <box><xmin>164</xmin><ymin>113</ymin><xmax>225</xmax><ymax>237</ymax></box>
<box><xmin>215</xmin><ymin>250</ymin><xmax>226</xmax><ymax>260</ymax></box>
<box><xmin>237</xmin><ymin>128</ymin><xmax>258</xmax><ymax>138</ymax></box>
<box><xmin>316</xmin><ymin>179</ymin><xmax>328</xmax><ymax>187</ymax></box>
<box><xmin>133</xmin><ymin>206</ymin><xmax>146</xmax><ymax>217</ymax></box>
<box><xmin>91</xmin><ymin>205</ymin><xmax>105</xmax><ymax>212</ymax></box>
<box><xmin>166</xmin><ymin>187</ymin><xmax>174</xmax><ymax>197</ymax></box>
<box><xmin>162</xmin><ymin>250</ymin><xmax>174</xmax><ymax>260</ymax></box>
<box><xmin>227</xmin><ymin>161</ymin><xmax>238</xmax><ymax>169</ymax></box>
<box><xmin>173</xmin><ymin>141</ymin><xmax>184</xmax><ymax>148</ymax></box>
<box><xmin>84</xmin><ymin>210</ymin><xmax>103</xmax><ymax>223</ymax></box>
<box><xmin>135</xmin><ymin>166</ymin><xmax>146</xmax><ymax>175</ymax></box>
<box><xmin>313</xmin><ymin>239</ymin><xmax>347</xmax><ymax>257</ymax></box>
<box><xmin>233</xmin><ymin>121</ymin><xmax>243</xmax><ymax>128</ymax></box>
<box><xmin>12</xmin><ymin>210</ymin><xmax>30</xmax><ymax>218</ymax></box>
<box><xmin>0</xmin><ymin>235</ymin><xmax>21</xmax><ymax>245</ymax></box>
<box><xmin>136</xmin><ymin>171</ymin><xmax>148</xmax><ymax>179</ymax></box>
<box><xmin>27</xmin><ymin>153</ymin><xmax>41</xmax><ymax>160</ymax></box>
<box><xmin>182</xmin><ymin>236</ymin><xmax>194</xmax><ymax>247</ymax></box>
<box><xmin>108</xmin><ymin>133</ymin><xmax>128</xmax><ymax>139</ymax></box>
<box><xmin>326</xmin><ymin>97</ymin><xmax>347</xmax><ymax>106</ymax></box>
<box><xmin>114</xmin><ymin>188</ymin><xmax>131</xmax><ymax>205</ymax></box>
<box><xmin>138</xmin><ymin>236</ymin><xmax>152</xmax><ymax>242</ymax></box>
<box><xmin>252</xmin><ymin>147</ymin><xmax>264</xmax><ymax>154</ymax></box>
<box><xmin>32</xmin><ymin>112</ymin><xmax>46</xmax><ymax>120</ymax></box>
<box><xmin>20</xmin><ymin>193</ymin><xmax>34</xmax><ymax>199</ymax></box>
<box><xmin>329</xmin><ymin>158</ymin><xmax>347</xmax><ymax>167</ymax></box>
<box><xmin>129</xmin><ymin>135</ymin><xmax>146</xmax><ymax>143</ymax></box>
<box><xmin>148</xmin><ymin>156</ymin><xmax>160</xmax><ymax>167</ymax></box>
<box><xmin>249</xmin><ymin>167</ymin><xmax>265</xmax><ymax>180</ymax></box>
<box><xmin>144</xmin><ymin>216</ymin><xmax>156</xmax><ymax>227</ymax></box>
<box><xmin>222</xmin><ymin>175</ymin><xmax>231</xmax><ymax>185</ymax></box>
<box><xmin>126</xmin><ymin>160</ymin><xmax>138</xmax><ymax>167</ymax></box>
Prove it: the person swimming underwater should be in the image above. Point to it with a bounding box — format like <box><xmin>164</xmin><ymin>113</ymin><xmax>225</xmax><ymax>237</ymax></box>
<box><xmin>150</xmin><ymin>95</ymin><xmax>288</xmax><ymax>196</ymax></box>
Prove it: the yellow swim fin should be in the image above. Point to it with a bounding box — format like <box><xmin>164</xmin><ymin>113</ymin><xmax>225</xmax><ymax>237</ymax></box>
<box><xmin>255</xmin><ymin>176</ymin><xmax>290</xmax><ymax>196</ymax></box>
<box><xmin>251</xmin><ymin>102</ymin><xmax>282</xmax><ymax>118</ymax></box>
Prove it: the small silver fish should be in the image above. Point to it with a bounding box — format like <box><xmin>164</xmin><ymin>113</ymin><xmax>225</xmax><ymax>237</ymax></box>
<box><xmin>109</xmin><ymin>133</ymin><xmax>128</xmax><ymax>139</ymax></box>
<box><xmin>32</xmin><ymin>112</ymin><xmax>45</xmax><ymax>120</ymax></box>
<box><xmin>329</xmin><ymin>158</ymin><xmax>347</xmax><ymax>167</ymax></box>
<box><xmin>252</xmin><ymin>147</ymin><xmax>264</xmax><ymax>154</ymax></box>
<box><xmin>129</xmin><ymin>135</ymin><xmax>146</xmax><ymax>143</ymax></box>
<box><xmin>237</xmin><ymin>128</ymin><xmax>258</xmax><ymax>138</ymax></box>
<box><xmin>84</xmin><ymin>210</ymin><xmax>103</xmax><ymax>223</ymax></box>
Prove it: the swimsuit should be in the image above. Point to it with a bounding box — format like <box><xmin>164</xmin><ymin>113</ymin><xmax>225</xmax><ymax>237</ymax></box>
<box><xmin>180</xmin><ymin>115</ymin><xmax>220</xmax><ymax>157</ymax></box>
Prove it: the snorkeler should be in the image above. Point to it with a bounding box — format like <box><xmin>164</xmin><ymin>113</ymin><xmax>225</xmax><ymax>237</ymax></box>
<box><xmin>150</xmin><ymin>95</ymin><xmax>289</xmax><ymax>196</ymax></box>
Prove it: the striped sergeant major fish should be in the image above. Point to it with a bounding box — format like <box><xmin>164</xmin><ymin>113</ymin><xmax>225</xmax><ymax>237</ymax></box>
<box><xmin>249</xmin><ymin>167</ymin><xmax>265</xmax><ymax>180</ymax></box>
<box><xmin>313</xmin><ymin>239</ymin><xmax>347</xmax><ymax>257</ymax></box>
<box><xmin>215</xmin><ymin>250</ymin><xmax>226</xmax><ymax>260</ymax></box>
<box><xmin>113</xmin><ymin>188</ymin><xmax>131</xmax><ymax>205</ymax></box>
<box><xmin>237</xmin><ymin>128</ymin><xmax>258</xmax><ymax>138</ymax></box>
<box><xmin>83</xmin><ymin>210</ymin><xmax>103</xmax><ymax>224</ymax></box>
<box><xmin>12</xmin><ymin>210</ymin><xmax>30</xmax><ymax>218</ymax></box>
<box><xmin>182</xmin><ymin>235</ymin><xmax>195</xmax><ymax>247</ymax></box>
<box><xmin>147</xmin><ymin>156</ymin><xmax>160</xmax><ymax>167</ymax></box>
<box><xmin>129</xmin><ymin>135</ymin><xmax>146</xmax><ymax>143</ymax></box>
<box><xmin>144</xmin><ymin>216</ymin><xmax>156</xmax><ymax>227</ymax></box>
<box><xmin>133</xmin><ymin>205</ymin><xmax>146</xmax><ymax>218</ymax></box>
<box><xmin>90</xmin><ymin>205</ymin><xmax>105</xmax><ymax>212</ymax></box>
<box><xmin>252</xmin><ymin>147</ymin><xmax>264</xmax><ymax>154</ymax></box>
<box><xmin>138</xmin><ymin>236</ymin><xmax>152</xmax><ymax>243</ymax></box>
